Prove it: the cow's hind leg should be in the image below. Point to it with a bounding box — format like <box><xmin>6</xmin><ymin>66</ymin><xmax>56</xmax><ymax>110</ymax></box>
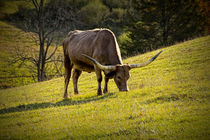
<box><xmin>95</xmin><ymin>67</ymin><xmax>102</xmax><ymax>96</ymax></box>
<box><xmin>64</xmin><ymin>56</ymin><xmax>73</xmax><ymax>98</ymax></box>
<box><xmin>72</xmin><ymin>69</ymin><xmax>82</xmax><ymax>95</ymax></box>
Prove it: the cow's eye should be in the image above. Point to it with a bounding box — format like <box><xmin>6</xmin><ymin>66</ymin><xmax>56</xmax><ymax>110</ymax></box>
<box><xmin>117</xmin><ymin>76</ymin><xmax>121</xmax><ymax>80</ymax></box>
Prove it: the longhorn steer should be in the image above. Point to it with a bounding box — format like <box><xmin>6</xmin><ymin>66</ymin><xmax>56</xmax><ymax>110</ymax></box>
<box><xmin>63</xmin><ymin>28</ymin><xmax>163</xmax><ymax>98</ymax></box>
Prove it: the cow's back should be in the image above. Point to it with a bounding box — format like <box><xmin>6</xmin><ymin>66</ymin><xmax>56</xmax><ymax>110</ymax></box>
<box><xmin>63</xmin><ymin>29</ymin><xmax>123</xmax><ymax>72</ymax></box>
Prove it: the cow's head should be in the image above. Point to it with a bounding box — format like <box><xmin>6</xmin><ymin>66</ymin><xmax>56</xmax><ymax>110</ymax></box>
<box><xmin>112</xmin><ymin>64</ymin><xmax>131</xmax><ymax>91</ymax></box>
<box><xmin>82</xmin><ymin>50</ymin><xmax>163</xmax><ymax>92</ymax></box>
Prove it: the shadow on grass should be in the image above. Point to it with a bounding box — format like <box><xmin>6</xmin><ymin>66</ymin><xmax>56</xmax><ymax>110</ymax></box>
<box><xmin>145</xmin><ymin>93</ymin><xmax>190</xmax><ymax>104</ymax></box>
<box><xmin>0</xmin><ymin>92</ymin><xmax>116</xmax><ymax>114</ymax></box>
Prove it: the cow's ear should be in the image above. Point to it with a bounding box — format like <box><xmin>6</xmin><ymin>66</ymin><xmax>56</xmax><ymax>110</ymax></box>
<box><xmin>106</xmin><ymin>71</ymin><xmax>116</xmax><ymax>77</ymax></box>
<box><xmin>126</xmin><ymin>64</ymin><xmax>131</xmax><ymax>70</ymax></box>
<box><xmin>129</xmin><ymin>65</ymin><xmax>131</xmax><ymax>70</ymax></box>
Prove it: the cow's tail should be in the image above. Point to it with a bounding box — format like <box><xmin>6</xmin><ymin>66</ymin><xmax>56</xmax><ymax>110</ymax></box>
<box><xmin>63</xmin><ymin>39</ymin><xmax>71</xmax><ymax>73</ymax></box>
<box><xmin>62</xmin><ymin>40</ymin><xmax>67</xmax><ymax>56</ymax></box>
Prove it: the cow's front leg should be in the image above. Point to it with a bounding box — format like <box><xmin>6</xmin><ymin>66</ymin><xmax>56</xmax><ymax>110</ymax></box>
<box><xmin>103</xmin><ymin>76</ymin><xmax>109</xmax><ymax>93</ymax></box>
<box><xmin>72</xmin><ymin>69</ymin><xmax>82</xmax><ymax>95</ymax></box>
<box><xmin>95</xmin><ymin>67</ymin><xmax>102</xmax><ymax>95</ymax></box>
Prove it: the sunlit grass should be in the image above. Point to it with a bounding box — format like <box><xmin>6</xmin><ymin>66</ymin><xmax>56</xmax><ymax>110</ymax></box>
<box><xmin>0</xmin><ymin>21</ymin><xmax>36</xmax><ymax>88</ymax></box>
<box><xmin>0</xmin><ymin>21</ymin><xmax>63</xmax><ymax>88</ymax></box>
<box><xmin>0</xmin><ymin>36</ymin><xmax>210</xmax><ymax>139</ymax></box>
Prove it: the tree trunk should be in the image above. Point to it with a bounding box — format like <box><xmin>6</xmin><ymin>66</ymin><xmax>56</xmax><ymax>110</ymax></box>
<box><xmin>37</xmin><ymin>0</ymin><xmax>45</xmax><ymax>82</ymax></box>
<box><xmin>38</xmin><ymin>38</ymin><xmax>46</xmax><ymax>81</ymax></box>
<box><xmin>41</xmin><ymin>48</ymin><xmax>46</xmax><ymax>81</ymax></box>
<box><xmin>37</xmin><ymin>42</ymin><xmax>42</xmax><ymax>82</ymax></box>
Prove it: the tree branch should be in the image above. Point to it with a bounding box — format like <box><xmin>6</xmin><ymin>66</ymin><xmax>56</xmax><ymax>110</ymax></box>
<box><xmin>46</xmin><ymin>45</ymin><xmax>59</xmax><ymax>61</ymax></box>
<box><xmin>32</xmin><ymin>0</ymin><xmax>40</xmax><ymax>13</ymax></box>
<box><xmin>44</xmin><ymin>37</ymin><xmax>53</xmax><ymax>59</ymax></box>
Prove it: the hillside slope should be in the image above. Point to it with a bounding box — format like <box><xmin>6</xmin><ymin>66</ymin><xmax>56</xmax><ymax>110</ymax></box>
<box><xmin>0</xmin><ymin>1</ymin><xmax>35</xmax><ymax>88</ymax></box>
<box><xmin>0</xmin><ymin>36</ymin><xmax>210</xmax><ymax>139</ymax></box>
<box><xmin>0</xmin><ymin>21</ymin><xmax>63</xmax><ymax>88</ymax></box>
<box><xmin>0</xmin><ymin>21</ymin><xmax>36</xmax><ymax>88</ymax></box>
<box><xmin>0</xmin><ymin>1</ymin><xmax>39</xmax><ymax>88</ymax></box>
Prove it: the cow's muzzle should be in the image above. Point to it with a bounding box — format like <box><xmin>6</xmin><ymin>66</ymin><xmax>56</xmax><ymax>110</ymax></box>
<box><xmin>119</xmin><ymin>88</ymin><xmax>129</xmax><ymax>92</ymax></box>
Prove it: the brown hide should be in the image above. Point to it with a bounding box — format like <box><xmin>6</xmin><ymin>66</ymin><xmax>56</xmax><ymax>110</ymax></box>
<box><xmin>63</xmin><ymin>29</ymin><xmax>123</xmax><ymax>72</ymax></box>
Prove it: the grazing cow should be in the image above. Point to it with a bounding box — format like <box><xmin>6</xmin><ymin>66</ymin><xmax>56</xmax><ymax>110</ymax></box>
<box><xmin>63</xmin><ymin>28</ymin><xmax>163</xmax><ymax>98</ymax></box>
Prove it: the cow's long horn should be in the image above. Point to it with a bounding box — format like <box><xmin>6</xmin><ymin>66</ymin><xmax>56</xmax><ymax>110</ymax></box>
<box><xmin>129</xmin><ymin>50</ymin><xmax>163</xmax><ymax>69</ymax></box>
<box><xmin>82</xmin><ymin>54</ymin><xmax>116</xmax><ymax>70</ymax></box>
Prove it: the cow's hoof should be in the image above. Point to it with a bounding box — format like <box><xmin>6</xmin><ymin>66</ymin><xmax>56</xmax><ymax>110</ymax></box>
<box><xmin>74</xmin><ymin>92</ymin><xmax>79</xmax><ymax>95</ymax></box>
<box><xmin>103</xmin><ymin>89</ymin><xmax>108</xmax><ymax>94</ymax></box>
<box><xmin>97</xmin><ymin>92</ymin><xmax>102</xmax><ymax>96</ymax></box>
<box><xmin>63</xmin><ymin>94</ymin><xmax>69</xmax><ymax>99</ymax></box>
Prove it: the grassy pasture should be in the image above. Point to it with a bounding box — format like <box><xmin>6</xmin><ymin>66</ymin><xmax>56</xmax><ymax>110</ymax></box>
<box><xmin>0</xmin><ymin>21</ymin><xmax>36</xmax><ymax>88</ymax></box>
<box><xmin>0</xmin><ymin>21</ymin><xmax>63</xmax><ymax>88</ymax></box>
<box><xmin>0</xmin><ymin>36</ymin><xmax>210</xmax><ymax>139</ymax></box>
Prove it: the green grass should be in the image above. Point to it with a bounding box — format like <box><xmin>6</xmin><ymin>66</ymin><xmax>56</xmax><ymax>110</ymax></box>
<box><xmin>0</xmin><ymin>20</ymin><xmax>63</xmax><ymax>88</ymax></box>
<box><xmin>0</xmin><ymin>0</ymin><xmax>64</xmax><ymax>88</ymax></box>
<box><xmin>0</xmin><ymin>21</ymin><xmax>36</xmax><ymax>88</ymax></box>
<box><xmin>0</xmin><ymin>36</ymin><xmax>210</xmax><ymax>139</ymax></box>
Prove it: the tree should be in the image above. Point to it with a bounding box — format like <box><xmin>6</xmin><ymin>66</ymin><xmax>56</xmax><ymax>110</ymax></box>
<box><xmin>125</xmin><ymin>0</ymin><xmax>207</xmax><ymax>55</ymax></box>
<box><xmin>102</xmin><ymin>0</ymin><xmax>129</xmax><ymax>35</ymax></box>
<box><xmin>79</xmin><ymin>0</ymin><xmax>110</xmax><ymax>28</ymax></box>
<box><xmin>9</xmin><ymin>0</ymin><xmax>76</xmax><ymax>82</ymax></box>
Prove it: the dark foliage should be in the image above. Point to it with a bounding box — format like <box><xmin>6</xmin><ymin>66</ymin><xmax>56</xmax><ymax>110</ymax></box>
<box><xmin>124</xmin><ymin>0</ymin><xmax>208</xmax><ymax>56</ymax></box>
